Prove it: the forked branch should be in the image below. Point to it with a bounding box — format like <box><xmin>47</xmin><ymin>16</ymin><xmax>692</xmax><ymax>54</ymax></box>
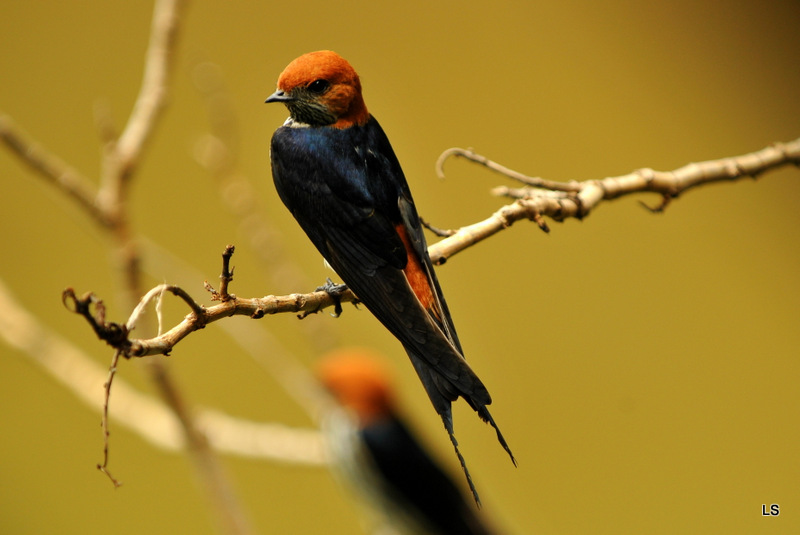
<box><xmin>429</xmin><ymin>137</ymin><xmax>800</xmax><ymax>263</ymax></box>
<box><xmin>64</xmin><ymin>246</ymin><xmax>358</xmax><ymax>359</ymax></box>
<box><xmin>66</xmin><ymin>136</ymin><xmax>800</xmax><ymax>360</ymax></box>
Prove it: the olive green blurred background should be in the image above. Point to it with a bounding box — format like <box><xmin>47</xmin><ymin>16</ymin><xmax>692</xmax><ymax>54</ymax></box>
<box><xmin>1</xmin><ymin>1</ymin><xmax>799</xmax><ymax>533</ymax></box>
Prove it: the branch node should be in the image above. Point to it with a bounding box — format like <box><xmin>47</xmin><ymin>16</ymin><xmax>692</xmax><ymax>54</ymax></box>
<box><xmin>570</xmin><ymin>192</ymin><xmax>588</xmax><ymax>220</ymax></box>
<box><xmin>637</xmin><ymin>167</ymin><xmax>656</xmax><ymax>186</ymax></box>
<box><xmin>518</xmin><ymin>201</ymin><xmax>550</xmax><ymax>233</ymax></box>
<box><xmin>62</xmin><ymin>288</ymin><xmax>131</xmax><ymax>354</ymax></box>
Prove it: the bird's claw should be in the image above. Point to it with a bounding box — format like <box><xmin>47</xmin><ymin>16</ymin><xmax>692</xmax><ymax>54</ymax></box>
<box><xmin>316</xmin><ymin>278</ymin><xmax>348</xmax><ymax>317</ymax></box>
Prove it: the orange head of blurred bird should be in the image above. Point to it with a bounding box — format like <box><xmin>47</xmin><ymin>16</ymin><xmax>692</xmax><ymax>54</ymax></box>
<box><xmin>317</xmin><ymin>349</ymin><xmax>496</xmax><ymax>534</ymax></box>
<box><xmin>266</xmin><ymin>50</ymin><xmax>515</xmax><ymax>504</ymax></box>
<box><xmin>317</xmin><ymin>348</ymin><xmax>395</xmax><ymax>426</ymax></box>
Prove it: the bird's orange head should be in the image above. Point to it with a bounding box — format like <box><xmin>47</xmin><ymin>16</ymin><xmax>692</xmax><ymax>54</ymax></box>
<box><xmin>265</xmin><ymin>50</ymin><xmax>370</xmax><ymax>128</ymax></box>
<box><xmin>316</xmin><ymin>348</ymin><xmax>395</xmax><ymax>426</ymax></box>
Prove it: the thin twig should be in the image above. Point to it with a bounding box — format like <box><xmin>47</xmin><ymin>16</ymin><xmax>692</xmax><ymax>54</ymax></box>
<box><xmin>98</xmin><ymin>349</ymin><xmax>123</xmax><ymax>487</ymax></box>
<box><xmin>436</xmin><ymin>147</ymin><xmax>581</xmax><ymax>192</ymax></box>
<box><xmin>219</xmin><ymin>245</ymin><xmax>235</xmax><ymax>301</ymax></box>
<box><xmin>420</xmin><ymin>217</ymin><xmax>457</xmax><ymax>237</ymax></box>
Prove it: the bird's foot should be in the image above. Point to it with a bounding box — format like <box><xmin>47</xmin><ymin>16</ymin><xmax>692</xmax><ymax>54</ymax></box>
<box><xmin>316</xmin><ymin>278</ymin><xmax>348</xmax><ymax>317</ymax></box>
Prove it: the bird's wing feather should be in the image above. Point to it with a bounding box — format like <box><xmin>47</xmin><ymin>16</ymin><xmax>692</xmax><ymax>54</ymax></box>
<box><xmin>270</xmin><ymin>121</ymin><xmax>489</xmax><ymax>404</ymax></box>
<box><xmin>397</xmin><ymin>195</ymin><xmax>463</xmax><ymax>353</ymax></box>
<box><xmin>324</xmin><ymin>225</ymin><xmax>489</xmax><ymax>403</ymax></box>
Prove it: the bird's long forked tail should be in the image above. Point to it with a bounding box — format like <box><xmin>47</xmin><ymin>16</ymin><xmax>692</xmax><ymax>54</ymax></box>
<box><xmin>441</xmin><ymin>411</ymin><xmax>482</xmax><ymax>507</ymax></box>
<box><xmin>442</xmin><ymin>405</ymin><xmax>517</xmax><ymax>507</ymax></box>
<box><xmin>477</xmin><ymin>405</ymin><xmax>517</xmax><ymax>467</ymax></box>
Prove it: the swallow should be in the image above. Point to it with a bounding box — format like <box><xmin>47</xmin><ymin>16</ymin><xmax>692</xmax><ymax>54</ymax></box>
<box><xmin>266</xmin><ymin>50</ymin><xmax>515</xmax><ymax>503</ymax></box>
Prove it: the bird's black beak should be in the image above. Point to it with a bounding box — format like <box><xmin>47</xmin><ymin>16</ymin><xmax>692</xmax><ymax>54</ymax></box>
<box><xmin>265</xmin><ymin>89</ymin><xmax>295</xmax><ymax>104</ymax></box>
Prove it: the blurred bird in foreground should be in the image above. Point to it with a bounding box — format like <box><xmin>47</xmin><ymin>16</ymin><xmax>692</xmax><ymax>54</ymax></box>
<box><xmin>317</xmin><ymin>349</ymin><xmax>497</xmax><ymax>535</ymax></box>
<box><xmin>266</xmin><ymin>50</ymin><xmax>514</xmax><ymax>502</ymax></box>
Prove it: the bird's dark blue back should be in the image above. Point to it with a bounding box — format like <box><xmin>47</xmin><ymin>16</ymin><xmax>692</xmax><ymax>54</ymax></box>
<box><xmin>270</xmin><ymin>116</ymin><xmax>410</xmax><ymax>268</ymax></box>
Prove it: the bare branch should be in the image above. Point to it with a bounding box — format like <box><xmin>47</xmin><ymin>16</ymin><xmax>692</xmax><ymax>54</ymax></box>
<box><xmin>92</xmin><ymin>0</ymin><xmax>186</xmax><ymax>305</ymax></box>
<box><xmin>67</xmin><ymin>283</ymin><xmax>357</xmax><ymax>358</ymax></box>
<box><xmin>114</xmin><ymin>0</ymin><xmax>186</xmax><ymax>180</ymax></box>
<box><xmin>429</xmin><ymin>137</ymin><xmax>800</xmax><ymax>263</ymax></box>
<box><xmin>493</xmin><ymin>138</ymin><xmax>800</xmax><ymax>206</ymax></box>
<box><xmin>0</xmin><ymin>276</ymin><xmax>327</xmax><ymax>465</ymax></box>
<box><xmin>0</xmin><ymin>114</ymin><xmax>108</xmax><ymax>226</ymax></box>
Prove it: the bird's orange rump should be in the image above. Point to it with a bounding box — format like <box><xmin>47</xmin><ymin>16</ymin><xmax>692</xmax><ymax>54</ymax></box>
<box><xmin>395</xmin><ymin>224</ymin><xmax>441</xmax><ymax>322</ymax></box>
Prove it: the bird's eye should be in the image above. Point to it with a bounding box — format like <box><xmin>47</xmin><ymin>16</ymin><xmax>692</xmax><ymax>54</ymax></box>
<box><xmin>307</xmin><ymin>79</ymin><xmax>330</xmax><ymax>94</ymax></box>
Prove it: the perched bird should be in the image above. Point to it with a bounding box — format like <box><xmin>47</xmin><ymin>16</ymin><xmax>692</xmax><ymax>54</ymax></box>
<box><xmin>266</xmin><ymin>51</ymin><xmax>515</xmax><ymax>502</ymax></box>
<box><xmin>317</xmin><ymin>349</ymin><xmax>496</xmax><ymax>535</ymax></box>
